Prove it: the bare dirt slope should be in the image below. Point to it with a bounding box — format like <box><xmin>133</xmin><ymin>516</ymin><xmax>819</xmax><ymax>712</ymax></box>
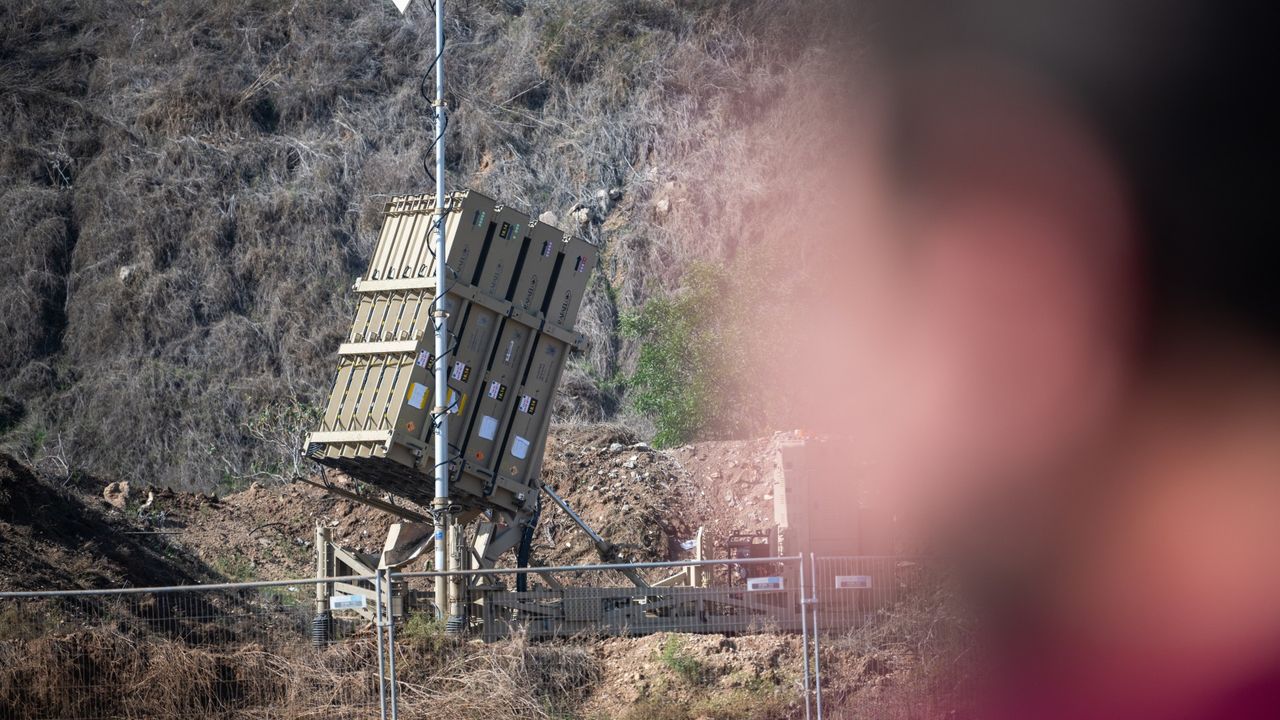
<box><xmin>0</xmin><ymin>454</ymin><xmax>213</xmax><ymax>590</ymax></box>
<box><xmin>1</xmin><ymin>426</ymin><xmax>795</xmax><ymax>587</ymax></box>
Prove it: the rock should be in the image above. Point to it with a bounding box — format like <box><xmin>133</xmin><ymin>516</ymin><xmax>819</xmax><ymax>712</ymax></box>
<box><xmin>537</xmin><ymin>211</ymin><xmax>558</xmax><ymax>225</ymax></box>
<box><xmin>608</xmin><ymin>442</ymin><xmax>624</xmax><ymax>453</ymax></box>
<box><xmin>654</xmin><ymin>197</ymin><xmax>671</xmax><ymax>214</ymax></box>
<box><xmin>608</xmin><ymin>187</ymin><xmax>623</xmax><ymax>201</ymax></box>
<box><xmin>103</xmin><ymin>481</ymin><xmax>130</xmax><ymax>509</ymax></box>
<box><xmin>623</xmin><ymin>455</ymin><xmax>638</xmax><ymax>469</ymax></box>
<box><xmin>117</xmin><ymin>264</ymin><xmax>137</xmax><ymax>283</ymax></box>
<box><xmin>571</xmin><ymin>205</ymin><xmax>593</xmax><ymax>225</ymax></box>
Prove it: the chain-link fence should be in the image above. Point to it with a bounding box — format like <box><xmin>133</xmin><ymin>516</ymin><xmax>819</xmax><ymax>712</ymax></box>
<box><xmin>803</xmin><ymin>556</ymin><xmax>976</xmax><ymax>720</ymax></box>
<box><xmin>1</xmin><ymin>557</ymin><xmax>966</xmax><ymax>719</ymax></box>
<box><xmin>0</xmin><ymin>577</ymin><xmax>383</xmax><ymax>720</ymax></box>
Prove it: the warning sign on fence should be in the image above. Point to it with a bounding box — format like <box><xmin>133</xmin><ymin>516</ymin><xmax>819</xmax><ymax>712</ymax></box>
<box><xmin>746</xmin><ymin>576</ymin><xmax>785</xmax><ymax>592</ymax></box>
<box><xmin>329</xmin><ymin>594</ymin><xmax>368</xmax><ymax>610</ymax></box>
<box><xmin>835</xmin><ymin>575</ymin><xmax>873</xmax><ymax>589</ymax></box>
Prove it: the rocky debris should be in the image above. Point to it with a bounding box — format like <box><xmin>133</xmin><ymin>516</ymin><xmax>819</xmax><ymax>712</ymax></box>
<box><xmin>538</xmin><ymin>425</ymin><xmax>686</xmax><ymax>567</ymax></box>
<box><xmin>103</xmin><ymin>481</ymin><xmax>130</xmax><ymax>509</ymax></box>
<box><xmin>570</xmin><ymin>203</ymin><xmax>595</xmax><ymax>226</ymax></box>
<box><xmin>537</xmin><ymin>210</ymin><xmax>558</xmax><ymax>225</ymax></box>
<box><xmin>536</xmin><ymin>427</ymin><xmax>789</xmax><ymax>570</ymax></box>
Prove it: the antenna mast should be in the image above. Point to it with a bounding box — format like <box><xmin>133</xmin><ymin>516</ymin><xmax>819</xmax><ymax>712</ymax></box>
<box><xmin>429</xmin><ymin>0</ymin><xmax>451</xmax><ymax>622</ymax></box>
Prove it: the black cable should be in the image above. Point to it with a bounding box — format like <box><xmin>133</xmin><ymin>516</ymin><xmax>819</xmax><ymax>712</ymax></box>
<box><xmin>417</xmin><ymin>0</ymin><xmax>448</xmax><ymax>186</ymax></box>
<box><xmin>420</xmin><ymin>113</ymin><xmax>449</xmax><ymax>185</ymax></box>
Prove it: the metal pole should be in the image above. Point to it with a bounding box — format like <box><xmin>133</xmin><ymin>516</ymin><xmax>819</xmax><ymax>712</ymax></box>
<box><xmin>429</xmin><ymin>0</ymin><xmax>451</xmax><ymax>622</ymax></box>
<box><xmin>799</xmin><ymin>555</ymin><xmax>812</xmax><ymax>720</ymax></box>
<box><xmin>385</xmin><ymin>570</ymin><xmax>400</xmax><ymax>720</ymax></box>
<box><xmin>542</xmin><ymin>484</ymin><xmax>650</xmax><ymax>587</ymax></box>
<box><xmin>374</xmin><ymin>571</ymin><xmax>387</xmax><ymax>720</ymax></box>
<box><xmin>810</xmin><ymin>553</ymin><xmax>824</xmax><ymax>719</ymax></box>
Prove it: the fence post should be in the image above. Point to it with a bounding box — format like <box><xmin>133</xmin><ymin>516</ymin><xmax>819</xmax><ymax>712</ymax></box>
<box><xmin>799</xmin><ymin>555</ymin><xmax>812</xmax><ymax>720</ymax></box>
<box><xmin>810</xmin><ymin>553</ymin><xmax>824</xmax><ymax>720</ymax></box>
<box><xmin>374</xmin><ymin>571</ymin><xmax>388</xmax><ymax>720</ymax></box>
<box><xmin>386</xmin><ymin>569</ymin><xmax>400</xmax><ymax>720</ymax></box>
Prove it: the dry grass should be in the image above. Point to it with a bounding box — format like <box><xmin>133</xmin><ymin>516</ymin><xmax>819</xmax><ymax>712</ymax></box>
<box><xmin>0</xmin><ymin>0</ymin><xmax>846</xmax><ymax>491</ymax></box>
<box><xmin>0</xmin><ymin>622</ymin><xmax>600</xmax><ymax>720</ymax></box>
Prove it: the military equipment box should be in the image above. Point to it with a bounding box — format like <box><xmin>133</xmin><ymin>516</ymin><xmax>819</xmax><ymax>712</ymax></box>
<box><xmin>774</xmin><ymin>439</ymin><xmax>892</xmax><ymax>556</ymax></box>
<box><xmin>305</xmin><ymin>189</ymin><xmax>596</xmax><ymax>516</ymax></box>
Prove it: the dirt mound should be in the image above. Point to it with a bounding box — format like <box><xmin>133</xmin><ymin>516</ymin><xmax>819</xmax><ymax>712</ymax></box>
<box><xmin>126</xmin><ymin>475</ymin><xmax>408</xmax><ymax>581</ymax></box>
<box><xmin>536</xmin><ymin>427</ymin><xmax>794</xmax><ymax>569</ymax></box>
<box><xmin>666</xmin><ymin>435</ymin><xmax>792</xmax><ymax>548</ymax></box>
<box><xmin>584</xmin><ymin>632</ymin><xmax>804</xmax><ymax>719</ymax></box>
<box><xmin>153</xmin><ymin>426</ymin><xmax>795</xmax><ymax>581</ymax></box>
<box><xmin>537</xmin><ymin>425</ymin><xmax>690</xmax><ymax>566</ymax></box>
<box><xmin>1</xmin><ymin>426</ymin><xmax>797</xmax><ymax>590</ymax></box>
<box><xmin>0</xmin><ymin>454</ymin><xmax>212</xmax><ymax>590</ymax></box>
<box><xmin>0</xmin><ymin>453</ymin><xmax>404</xmax><ymax>588</ymax></box>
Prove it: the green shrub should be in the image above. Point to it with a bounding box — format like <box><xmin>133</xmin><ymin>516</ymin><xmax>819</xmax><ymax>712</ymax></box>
<box><xmin>621</xmin><ymin>264</ymin><xmax>726</xmax><ymax>447</ymax></box>
<box><xmin>400</xmin><ymin>612</ymin><xmax>451</xmax><ymax>654</ymax></box>
<box><xmin>657</xmin><ymin>635</ymin><xmax>705</xmax><ymax>684</ymax></box>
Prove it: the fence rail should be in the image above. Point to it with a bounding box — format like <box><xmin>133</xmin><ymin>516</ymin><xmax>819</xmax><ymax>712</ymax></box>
<box><xmin>0</xmin><ymin>556</ymin><xmax>964</xmax><ymax>720</ymax></box>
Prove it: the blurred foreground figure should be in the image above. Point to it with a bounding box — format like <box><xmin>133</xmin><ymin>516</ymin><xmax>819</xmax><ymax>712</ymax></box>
<box><xmin>820</xmin><ymin>2</ymin><xmax>1278</xmax><ymax>718</ymax></box>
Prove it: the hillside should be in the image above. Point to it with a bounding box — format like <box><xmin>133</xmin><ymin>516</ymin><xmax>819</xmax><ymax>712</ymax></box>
<box><xmin>0</xmin><ymin>0</ymin><xmax>822</xmax><ymax>491</ymax></box>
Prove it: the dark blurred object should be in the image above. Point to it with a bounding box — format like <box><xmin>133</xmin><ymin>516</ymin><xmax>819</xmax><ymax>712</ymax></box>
<box><xmin>856</xmin><ymin>3</ymin><xmax>1280</xmax><ymax>719</ymax></box>
<box><xmin>875</xmin><ymin>0</ymin><xmax>1277</xmax><ymax>346</ymax></box>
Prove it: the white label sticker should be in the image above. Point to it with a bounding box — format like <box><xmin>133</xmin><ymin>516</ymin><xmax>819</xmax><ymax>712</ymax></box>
<box><xmin>451</xmin><ymin>361</ymin><xmax>468</xmax><ymax>381</ymax></box>
<box><xmin>407</xmin><ymin>383</ymin><xmax>428</xmax><ymax>409</ymax></box>
<box><xmin>747</xmin><ymin>576</ymin><xmax>785</xmax><ymax>592</ymax></box>
<box><xmin>512</xmin><ymin>436</ymin><xmax>530</xmax><ymax>459</ymax></box>
<box><xmin>416</xmin><ymin>351</ymin><xmax>432</xmax><ymax>368</ymax></box>
<box><xmin>835</xmin><ymin>575</ymin><xmax>873</xmax><ymax>590</ymax></box>
<box><xmin>329</xmin><ymin>595</ymin><xmax>367</xmax><ymax>610</ymax></box>
<box><xmin>479</xmin><ymin>415</ymin><xmax>498</xmax><ymax>440</ymax></box>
